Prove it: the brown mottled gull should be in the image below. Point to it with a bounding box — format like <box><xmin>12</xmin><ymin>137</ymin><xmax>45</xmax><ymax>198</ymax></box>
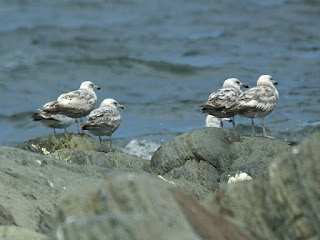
<box><xmin>200</xmin><ymin>78</ymin><xmax>249</xmax><ymax>131</ymax></box>
<box><xmin>225</xmin><ymin>75</ymin><xmax>279</xmax><ymax>138</ymax></box>
<box><xmin>32</xmin><ymin>102</ymin><xmax>73</xmax><ymax>134</ymax></box>
<box><xmin>82</xmin><ymin>98</ymin><xmax>125</xmax><ymax>152</ymax></box>
<box><xmin>41</xmin><ymin>81</ymin><xmax>100</xmax><ymax>133</ymax></box>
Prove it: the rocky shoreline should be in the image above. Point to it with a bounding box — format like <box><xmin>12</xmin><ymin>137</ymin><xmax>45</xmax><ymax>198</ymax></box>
<box><xmin>0</xmin><ymin>128</ymin><xmax>319</xmax><ymax>239</ymax></box>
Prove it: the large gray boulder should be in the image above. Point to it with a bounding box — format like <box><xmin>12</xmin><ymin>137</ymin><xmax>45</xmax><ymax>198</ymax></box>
<box><xmin>51</xmin><ymin>173</ymin><xmax>253</xmax><ymax>240</ymax></box>
<box><xmin>150</xmin><ymin>127</ymin><xmax>291</xmax><ymax>198</ymax></box>
<box><xmin>0</xmin><ymin>226</ymin><xmax>47</xmax><ymax>240</ymax></box>
<box><xmin>0</xmin><ymin>146</ymin><xmax>148</xmax><ymax>237</ymax></box>
<box><xmin>204</xmin><ymin>132</ymin><xmax>320</xmax><ymax>240</ymax></box>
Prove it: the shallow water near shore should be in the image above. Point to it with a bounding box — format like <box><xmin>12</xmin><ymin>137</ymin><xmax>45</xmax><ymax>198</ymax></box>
<box><xmin>0</xmin><ymin>0</ymin><xmax>319</xmax><ymax>159</ymax></box>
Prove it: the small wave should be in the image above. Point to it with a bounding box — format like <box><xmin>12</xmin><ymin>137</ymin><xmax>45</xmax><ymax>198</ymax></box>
<box><xmin>122</xmin><ymin>139</ymin><xmax>161</xmax><ymax>160</ymax></box>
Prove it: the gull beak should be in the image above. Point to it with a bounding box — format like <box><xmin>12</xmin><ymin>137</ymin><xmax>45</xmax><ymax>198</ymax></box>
<box><xmin>119</xmin><ymin>104</ymin><xmax>125</xmax><ymax>109</ymax></box>
<box><xmin>241</xmin><ymin>83</ymin><xmax>249</xmax><ymax>88</ymax></box>
<box><xmin>94</xmin><ymin>85</ymin><xmax>101</xmax><ymax>90</ymax></box>
<box><xmin>273</xmin><ymin>80</ymin><xmax>278</xmax><ymax>85</ymax></box>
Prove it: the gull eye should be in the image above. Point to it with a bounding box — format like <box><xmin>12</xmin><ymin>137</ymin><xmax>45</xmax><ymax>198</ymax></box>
<box><xmin>236</xmin><ymin>81</ymin><xmax>240</xmax><ymax>84</ymax></box>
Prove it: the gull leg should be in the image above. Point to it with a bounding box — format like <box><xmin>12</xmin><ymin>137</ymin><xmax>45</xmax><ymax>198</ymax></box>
<box><xmin>251</xmin><ymin>118</ymin><xmax>256</xmax><ymax>137</ymax></box>
<box><xmin>99</xmin><ymin>136</ymin><xmax>110</xmax><ymax>153</ymax></box>
<box><xmin>262</xmin><ymin>118</ymin><xmax>276</xmax><ymax>139</ymax></box>
<box><xmin>80</xmin><ymin>117</ymin><xmax>84</xmax><ymax>133</ymax></box>
<box><xmin>99</xmin><ymin>136</ymin><xmax>103</xmax><ymax>151</ymax></box>
<box><xmin>232</xmin><ymin>116</ymin><xmax>236</xmax><ymax>133</ymax></box>
<box><xmin>53</xmin><ymin>128</ymin><xmax>56</xmax><ymax>134</ymax></box>
<box><xmin>220</xmin><ymin>119</ymin><xmax>223</xmax><ymax>128</ymax></box>
<box><xmin>75</xmin><ymin>119</ymin><xmax>80</xmax><ymax>134</ymax></box>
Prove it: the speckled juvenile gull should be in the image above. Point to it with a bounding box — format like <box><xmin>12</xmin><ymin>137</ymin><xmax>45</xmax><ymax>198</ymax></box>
<box><xmin>205</xmin><ymin>115</ymin><xmax>231</xmax><ymax>128</ymax></box>
<box><xmin>200</xmin><ymin>78</ymin><xmax>249</xmax><ymax>131</ymax></box>
<box><xmin>32</xmin><ymin>102</ymin><xmax>73</xmax><ymax>134</ymax></box>
<box><xmin>225</xmin><ymin>75</ymin><xmax>279</xmax><ymax>138</ymax></box>
<box><xmin>41</xmin><ymin>81</ymin><xmax>100</xmax><ymax>133</ymax></box>
<box><xmin>82</xmin><ymin>98</ymin><xmax>125</xmax><ymax>152</ymax></box>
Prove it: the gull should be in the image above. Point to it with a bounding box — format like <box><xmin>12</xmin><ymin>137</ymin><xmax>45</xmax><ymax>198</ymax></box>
<box><xmin>32</xmin><ymin>102</ymin><xmax>73</xmax><ymax>134</ymax></box>
<box><xmin>200</xmin><ymin>78</ymin><xmax>249</xmax><ymax>131</ymax></box>
<box><xmin>41</xmin><ymin>81</ymin><xmax>100</xmax><ymax>133</ymax></box>
<box><xmin>82</xmin><ymin>98</ymin><xmax>125</xmax><ymax>152</ymax></box>
<box><xmin>224</xmin><ymin>75</ymin><xmax>279</xmax><ymax>138</ymax></box>
<box><xmin>205</xmin><ymin>115</ymin><xmax>232</xmax><ymax>128</ymax></box>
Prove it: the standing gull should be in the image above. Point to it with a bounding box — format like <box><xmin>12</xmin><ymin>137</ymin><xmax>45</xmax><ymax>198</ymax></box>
<box><xmin>224</xmin><ymin>75</ymin><xmax>279</xmax><ymax>138</ymax></box>
<box><xmin>41</xmin><ymin>81</ymin><xmax>100</xmax><ymax>133</ymax></box>
<box><xmin>32</xmin><ymin>102</ymin><xmax>73</xmax><ymax>134</ymax></box>
<box><xmin>82</xmin><ymin>98</ymin><xmax>125</xmax><ymax>152</ymax></box>
<box><xmin>200</xmin><ymin>78</ymin><xmax>249</xmax><ymax>131</ymax></box>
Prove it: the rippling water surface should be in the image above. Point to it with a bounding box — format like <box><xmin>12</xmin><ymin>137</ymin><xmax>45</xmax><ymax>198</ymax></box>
<box><xmin>0</xmin><ymin>0</ymin><xmax>319</xmax><ymax>158</ymax></box>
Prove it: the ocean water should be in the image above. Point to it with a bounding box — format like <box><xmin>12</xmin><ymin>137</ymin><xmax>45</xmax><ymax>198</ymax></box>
<box><xmin>0</xmin><ymin>0</ymin><xmax>319</xmax><ymax>159</ymax></box>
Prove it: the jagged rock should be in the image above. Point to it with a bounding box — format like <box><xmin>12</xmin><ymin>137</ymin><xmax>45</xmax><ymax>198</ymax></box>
<box><xmin>0</xmin><ymin>226</ymin><xmax>47</xmax><ymax>240</ymax></box>
<box><xmin>150</xmin><ymin>127</ymin><xmax>291</xmax><ymax>198</ymax></box>
<box><xmin>51</xmin><ymin>173</ymin><xmax>253</xmax><ymax>240</ymax></box>
<box><xmin>50</xmin><ymin>148</ymin><xmax>149</xmax><ymax>172</ymax></box>
<box><xmin>203</xmin><ymin>132</ymin><xmax>320</xmax><ymax>240</ymax></box>
<box><xmin>0</xmin><ymin>204</ymin><xmax>16</xmax><ymax>226</ymax></box>
<box><xmin>0</xmin><ymin>146</ymin><xmax>139</xmax><ymax>235</ymax></box>
<box><xmin>17</xmin><ymin>133</ymin><xmax>104</xmax><ymax>154</ymax></box>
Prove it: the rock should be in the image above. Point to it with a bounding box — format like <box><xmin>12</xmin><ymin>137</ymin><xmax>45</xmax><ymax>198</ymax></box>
<box><xmin>16</xmin><ymin>133</ymin><xmax>150</xmax><ymax>172</ymax></box>
<box><xmin>16</xmin><ymin>133</ymin><xmax>104</xmax><ymax>154</ymax></box>
<box><xmin>0</xmin><ymin>204</ymin><xmax>16</xmax><ymax>226</ymax></box>
<box><xmin>0</xmin><ymin>226</ymin><xmax>47</xmax><ymax>240</ymax></box>
<box><xmin>50</xmin><ymin>149</ymin><xmax>149</xmax><ymax>172</ymax></box>
<box><xmin>204</xmin><ymin>132</ymin><xmax>320</xmax><ymax>240</ymax></box>
<box><xmin>0</xmin><ymin>146</ymin><xmax>134</xmax><ymax>235</ymax></box>
<box><xmin>150</xmin><ymin>127</ymin><xmax>291</xmax><ymax>198</ymax></box>
<box><xmin>51</xmin><ymin>173</ymin><xmax>253</xmax><ymax>240</ymax></box>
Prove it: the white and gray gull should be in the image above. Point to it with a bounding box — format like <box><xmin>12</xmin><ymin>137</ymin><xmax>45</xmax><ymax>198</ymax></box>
<box><xmin>224</xmin><ymin>75</ymin><xmax>279</xmax><ymax>138</ymax></box>
<box><xmin>200</xmin><ymin>78</ymin><xmax>249</xmax><ymax>131</ymax></box>
<box><xmin>32</xmin><ymin>102</ymin><xmax>73</xmax><ymax>134</ymax></box>
<box><xmin>82</xmin><ymin>98</ymin><xmax>125</xmax><ymax>152</ymax></box>
<box><xmin>205</xmin><ymin>115</ymin><xmax>232</xmax><ymax>128</ymax></box>
<box><xmin>41</xmin><ymin>81</ymin><xmax>100</xmax><ymax>133</ymax></box>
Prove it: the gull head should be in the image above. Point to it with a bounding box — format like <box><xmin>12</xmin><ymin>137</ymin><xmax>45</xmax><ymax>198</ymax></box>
<box><xmin>80</xmin><ymin>81</ymin><xmax>101</xmax><ymax>90</ymax></box>
<box><xmin>222</xmin><ymin>78</ymin><xmax>249</xmax><ymax>89</ymax></box>
<box><xmin>100</xmin><ymin>98</ymin><xmax>125</xmax><ymax>109</ymax></box>
<box><xmin>257</xmin><ymin>75</ymin><xmax>278</xmax><ymax>87</ymax></box>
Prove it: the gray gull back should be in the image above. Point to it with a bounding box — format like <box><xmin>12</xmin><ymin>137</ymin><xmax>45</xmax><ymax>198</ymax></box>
<box><xmin>82</xmin><ymin>98</ymin><xmax>125</xmax><ymax>152</ymax></box>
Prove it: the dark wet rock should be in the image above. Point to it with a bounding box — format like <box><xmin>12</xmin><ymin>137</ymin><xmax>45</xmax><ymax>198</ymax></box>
<box><xmin>51</xmin><ymin>173</ymin><xmax>253</xmax><ymax>240</ymax></box>
<box><xmin>0</xmin><ymin>226</ymin><xmax>47</xmax><ymax>240</ymax></box>
<box><xmin>150</xmin><ymin>127</ymin><xmax>291</xmax><ymax>198</ymax></box>
<box><xmin>0</xmin><ymin>204</ymin><xmax>16</xmax><ymax>226</ymax></box>
<box><xmin>204</xmin><ymin>132</ymin><xmax>320</xmax><ymax>240</ymax></box>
